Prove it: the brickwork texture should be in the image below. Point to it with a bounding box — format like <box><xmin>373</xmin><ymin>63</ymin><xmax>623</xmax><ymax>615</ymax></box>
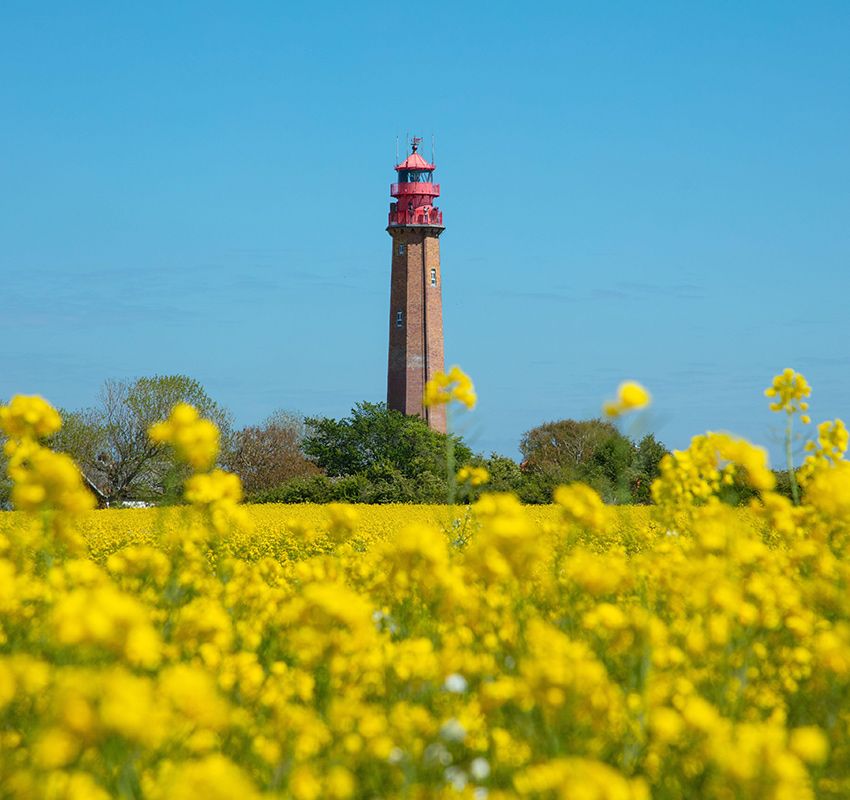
<box><xmin>386</xmin><ymin>227</ymin><xmax>446</xmax><ymax>433</ymax></box>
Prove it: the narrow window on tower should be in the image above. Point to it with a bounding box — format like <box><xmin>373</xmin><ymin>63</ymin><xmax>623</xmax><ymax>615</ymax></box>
<box><xmin>430</xmin><ymin>268</ymin><xmax>437</xmax><ymax>287</ymax></box>
<box><xmin>396</xmin><ymin>311</ymin><xmax>403</xmax><ymax>327</ymax></box>
<box><xmin>397</xmin><ymin>243</ymin><xmax>406</xmax><ymax>255</ymax></box>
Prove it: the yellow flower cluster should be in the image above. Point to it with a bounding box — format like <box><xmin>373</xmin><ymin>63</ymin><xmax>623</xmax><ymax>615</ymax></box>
<box><xmin>0</xmin><ymin>395</ymin><xmax>62</xmax><ymax>440</ymax></box>
<box><xmin>148</xmin><ymin>403</ymin><xmax>220</xmax><ymax>471</ymax></box>
<box><xmin>0</xmin><ymin>396</ymin><xmax>94</xmax><ymax>528</ymax></box>
<box><xmin>5</xmin><ymin>442</ymin><xmax>96</xmax><ymax>515</ymax></box>
<box><xmin>457</xmin><ymin>465</ymin><xmax>490</xmax><ymax>486</ymax></box>
<box><xmin>553</xmin><ymin>482</ymin><xmax>611</xmax><ymax>532</ymax></box>
<box><xmin>148</xmin><ymin>404</ymin><xmax>246</xmax><ymax>534</ymax></box>
<box><xmin>766</xmin><ymin>367</ymin><xmax>812</xmax><ymax>423</ymax></box>
<box><xmin>0</xmin><ymin>374</ymin><xmax>849</xmax><ymax>798</ymax></box>
<box><xmin>184</xmin><ymin>469</ymin><xmax>248</xmax><ymax>534</ymax></box>
<box><xmin>802</xmin><ymin>460</ymin><xmax>850</xmax><ymax>519</ymax></box>
<box><xmin>423</xmin><ymin>365</ymin><xmax>477</xmax><ymax>409</ymax></box>
<box><xmin>651</xmin><ymin>431</ymin><xmax>774</xmax><ymax>522</ymax></box>
<box><xmin>603</xmin><ymin>380</ymin><xmax>651</xmax><ymax>418</ymax></box>
<box><xmin>802</xmin><ymin>419</ymin><xmax>849</xmax><ymax>481</ymax></box>
<box><xmin>183</xmin><ymin>469</ymin><xmax>243</xmax><ymax>506</ymax></box>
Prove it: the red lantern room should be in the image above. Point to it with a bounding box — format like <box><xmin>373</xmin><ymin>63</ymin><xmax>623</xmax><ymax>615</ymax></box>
<box><xmin>388</xmin><ymin>137</ymin><xmax>443</xmax><ymax>228</ymax></box>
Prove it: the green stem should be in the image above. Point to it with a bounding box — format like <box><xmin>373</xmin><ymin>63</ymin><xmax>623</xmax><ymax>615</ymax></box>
<box><xmin>446</xmin><ymin>420</ymin><xmax>456</xmax><ymax>506</ymax></box>
<box><xmin>786</xmin><ymin>414</ymin><xmax>799</xmax><ymax>505</ymax></box>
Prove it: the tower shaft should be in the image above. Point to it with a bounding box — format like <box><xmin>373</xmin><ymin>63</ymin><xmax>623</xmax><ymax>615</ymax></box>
<box><xmin>387</xmin><ymin>227</ymin><xmax>446</xmax><ymax>433</ymax></box>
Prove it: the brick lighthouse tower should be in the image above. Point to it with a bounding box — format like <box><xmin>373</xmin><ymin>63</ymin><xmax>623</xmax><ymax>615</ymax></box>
<box><xmin>386</xmin><ymin>137</ymin><xmax>447</xmax><ymax>433</ymax></box>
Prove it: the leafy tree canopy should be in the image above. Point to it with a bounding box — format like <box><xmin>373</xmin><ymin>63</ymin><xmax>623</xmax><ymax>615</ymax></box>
<box><xmin>304</xmin><ymin>402</ymin><xmax>473</xmax><ymax>482</ymax></box>
<box><xmin>521</xmin><ymin>419</ymin><xmax>628</xmax><ymax>476</ymax></box>
<box><xmin>520</xmin><ymin>418</ymin><xmax>668</xmax><ymax>504</ymax></box>
<box><xmin>51</xmin><ymin>375</ymin><xmax>231</xmax><ymax>504</ymax></box>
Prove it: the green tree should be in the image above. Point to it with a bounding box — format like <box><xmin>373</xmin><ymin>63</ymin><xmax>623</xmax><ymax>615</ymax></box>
<box><xmin>52</xmin><ymin>375</ymin><xmax>232</xmax><ymax>504</ymax></box>
<box><xmin>303</xmin><ymin>402</ymin><xmax>473</xmax><ymax>501</ymax></box>
<box><xmin>629</xmin><ymin>434</ymin><xmax>669</xmax><ymax>504</ymax></box>
<box><xmin>484</xmin><ymin>453</ymin><xmax>524</xmax><ymax>494</ymax></box>
<box><xmin>520</xmin><ymin>419</ymin><xmax>619</xmax><ymax>475</ymax></box>
<box><xmin>519</xmin><ymin>418</ymin><xmax>638</xmax><ymax>503</ymax></box>
<box><xmin>519</xmin><ymin>419</ymin><xmax>671</xmax><ymax>504</ymax></box>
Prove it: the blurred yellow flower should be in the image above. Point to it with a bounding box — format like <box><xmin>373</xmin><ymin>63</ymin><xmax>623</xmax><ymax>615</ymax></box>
<box><xmin>764</xmin><ymin>368</ymin><xmax>811</xmax><ymax>416</ymax></box>
<box><xmin>457</xmin><ymin>465</ymin><xmax>489</xmax><ymax>486</ymax></box>
<box><xmin>184</xmin><ymin>469</ymin><xmax>243</xmax><ymax>506</ymax></box>
<box><xmin>603</xmin><ymin>381</ymin><xmax>651</xmax><ymax>417</ymax></box>
<box><xmin>0</xmin><ymin>394</ymin><xmax>62</xmax><ymax>439</ymax></box>
<box><xmin>554</xmin><ymin>482</ymin><xmax>611</xmax><ymax>532</ymax></box>
<box><xmin>789</xmin><ymin>726</ymin><xmax>829</xmax><ymax>765</ymax></box>
<box><xmin>149</xmin><ymin>403</ymin><xmax>220</xmax><ymax>471</ymax></box>
<box><xmin>423</xmin><ymin>365</ymin><xmax>477</xmax><ymax>409</ymax></box>
<box><xmin>6</xmin><ymin>440</ymin><xmax>94</xmax><ymax>513</ymax></box>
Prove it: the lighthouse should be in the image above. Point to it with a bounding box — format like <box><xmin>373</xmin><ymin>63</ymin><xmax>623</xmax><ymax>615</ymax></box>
<box><xmin>386</xmin><ymin>137</ymin><xmax>446</xmax><ymax>433</ymax></box>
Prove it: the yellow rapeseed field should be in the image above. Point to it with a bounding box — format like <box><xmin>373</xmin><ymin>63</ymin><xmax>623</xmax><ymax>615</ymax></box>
<box><xmin>1</xmin><ymin>370</ymin><xmax>850</xmax><ymax>799</ymax></box>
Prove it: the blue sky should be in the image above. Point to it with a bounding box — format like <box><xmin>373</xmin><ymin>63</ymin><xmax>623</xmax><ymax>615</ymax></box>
<box><xmin>2</xmin><ymin>2</ymin><xmax>848</xmax><ymax>463</ymax></box>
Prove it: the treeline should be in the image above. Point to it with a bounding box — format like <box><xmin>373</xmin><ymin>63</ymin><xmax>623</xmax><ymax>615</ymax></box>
<box><xmin>1</xmin><ymin>374</ymin><xmax>676</xmax><ymax>506</ymax></box>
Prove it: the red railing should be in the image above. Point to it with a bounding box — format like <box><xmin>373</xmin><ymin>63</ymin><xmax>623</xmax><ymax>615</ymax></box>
<box><xmin>391</xmin><ymin>182</ymin><xmax>440</xmax><ymax>197</ymax></box>
<box><xmin>388</xmin><ymin>208</ymin><xmax>444</xmax><ymax>227</ymax></box>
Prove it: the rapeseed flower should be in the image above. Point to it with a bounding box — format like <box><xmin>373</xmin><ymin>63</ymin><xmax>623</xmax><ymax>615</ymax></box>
<box><xmin>148</xmin><ymin>403</ymin><xmax>220</xmax><ymax>471</ymax></box>
<box><xmin>423</xmin><ymin>365</ymin><xmax>477</xmax><ymax>409</ymax></box>
<box><xmin>457</xmin><ymin>465</ymin><xmax>489</xmax><ymax>486</ymax></box>
<box><xmin>603</xmin><ymin>381</ymin><xmax>651</xmax><ymax>418</ymax></box>
<box><xmin>554</xmin><ymin>482</ymin><xmax>611</xmax><ymax>532</ymax></box>
<box><xmin>765</xmin><ymin>368</ymin><xmax>811</xmax><ymax>418</ymax></box>
<box><xmin>6</xmin><ymin>441</ymin><xmax>95</xmax><ymax>513</ymax></box>
<box><xmin>0</xmin><ymin>394</ymin><xmax>62</xmax><ymax>439</ymax></box>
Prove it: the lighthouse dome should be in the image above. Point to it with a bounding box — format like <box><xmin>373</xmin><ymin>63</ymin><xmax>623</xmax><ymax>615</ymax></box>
<box><xmin>395</xmin><ymin>151</ymin><xmax>434</xmax><ymax>172</ymax></box>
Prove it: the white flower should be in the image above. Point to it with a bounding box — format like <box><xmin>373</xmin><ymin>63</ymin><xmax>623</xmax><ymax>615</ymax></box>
<box><xmin>470</xmin><ymin>757</ymin><xmax>491</xmax><ymax>781</ymax></box>
<box><xmin>439</xmin><ymin>719</ymin><xmax>466</xmax><ymax>743</ymax></box>
<box><xmin>424</xmin><ymin>742</ymin><xmax>452</xmax><ymax>766</ymax></box>
<box><xmin>443</xmin><ymin>673</ymin><xmax>468</xmax><ymax>693</ymax></box>
<box><xmin>444</xmin><ymin>766</ymin><xmax>468</xmax><ymax>791</ymax></box>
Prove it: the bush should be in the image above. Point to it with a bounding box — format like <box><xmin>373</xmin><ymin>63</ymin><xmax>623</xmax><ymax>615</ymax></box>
<box><xmin>249</xmin><ymin>469</ymin><xmax>451</xmax><ymax>505</ymax></box>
